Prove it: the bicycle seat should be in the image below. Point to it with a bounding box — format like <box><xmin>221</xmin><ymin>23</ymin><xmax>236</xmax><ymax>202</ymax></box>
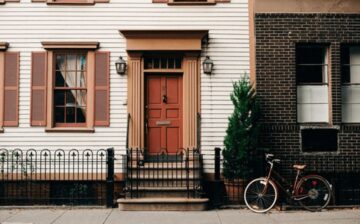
<box><xmin>293</xmin><ymin>164</ymin><xmax>306</xmax><ymax>170</ymax></box>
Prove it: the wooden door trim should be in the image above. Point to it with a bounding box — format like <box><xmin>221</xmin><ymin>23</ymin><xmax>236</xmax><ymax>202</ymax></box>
<box><xmin>124</xmin><ymin>31</ymin><xmax>205</xmax><ymax>150</ymax></box>
<box><xmin>127</xmin><ymin>52</ymin><xmax>200</xmax><ymax>150</ymax></box>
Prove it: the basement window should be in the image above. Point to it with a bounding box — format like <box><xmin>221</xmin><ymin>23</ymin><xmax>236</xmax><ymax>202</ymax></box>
<box><xmin>341</xmin><ymin>45</ymin><xmax>360</xmax><ymax>123</ymax></box>
<box><xmin>301</xmin><ymin>129</ymin><xmax>338</xmax><ymax>152</ymax></box>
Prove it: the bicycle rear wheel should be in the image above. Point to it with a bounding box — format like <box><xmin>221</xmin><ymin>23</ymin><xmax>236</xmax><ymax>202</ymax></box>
<box><xmin>244</xmin><ymin>177</ymin><xmax>278</xmax><ymax>213</ymax></box>
<box><xmin>295</xmin><ymin>175</ymin><xmax>332</xmax><ymax>212</ymax></box>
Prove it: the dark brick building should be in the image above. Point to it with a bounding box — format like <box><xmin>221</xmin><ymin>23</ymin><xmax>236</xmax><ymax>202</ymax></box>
<box><xmin>254</xmin><ymin>2</ymin><xmax>360</xmax><ymax>204</ymax></box>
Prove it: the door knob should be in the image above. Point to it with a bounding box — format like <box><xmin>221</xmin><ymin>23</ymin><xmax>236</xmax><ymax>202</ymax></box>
<box><xmin>162</xmin><ymin>95</ymin><xmax>167</xmax><ymax>103</ymax></box>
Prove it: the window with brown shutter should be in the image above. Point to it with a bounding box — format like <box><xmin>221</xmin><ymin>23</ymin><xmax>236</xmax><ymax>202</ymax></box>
<box><xmin>31</xmin><ymin>52</ymin><xmax>47</xmax><ymax>126</ymax></box>
<box><xmin>3</xmin><ymin>52</ymin><xmax>20</xmax><ymax>127</ymax></box>
<box><xmin>94</xmin><ymin>51</ymin><xmax>110</xmax><ymax>126</ymax></box>
<box><xmin>0</xmin><ymin>43</ymin><xmax>20</xmax><ymax>131</ymax></box>
<box><xmin>31</xmin><ymin>42</ymin><xmax>110</xmax><ymax>132</ymax></box>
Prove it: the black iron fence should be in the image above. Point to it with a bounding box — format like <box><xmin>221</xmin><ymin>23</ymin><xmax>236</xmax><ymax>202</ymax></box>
<box><xmin>124</xmin><ymin>148</ymin><xmax>203</xmax><ymax>198</ymax></box>
<box><xmin>0</xmin><ymin>148</ymin><xmax>114</xmax><ymax>207</ymax></box>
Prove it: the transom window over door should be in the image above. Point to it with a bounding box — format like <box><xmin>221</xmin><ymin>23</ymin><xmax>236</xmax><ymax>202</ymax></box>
<box><xmin>54</xmin><ymin>52</ymin><xmax>87</xmax><ymax>127</ymax></box>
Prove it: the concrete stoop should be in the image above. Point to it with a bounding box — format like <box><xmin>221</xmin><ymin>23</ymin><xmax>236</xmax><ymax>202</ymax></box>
<box><xmin>117</xmin><ymin>198</ymin><xmax>209</xmax><ymax>211</ymax></box>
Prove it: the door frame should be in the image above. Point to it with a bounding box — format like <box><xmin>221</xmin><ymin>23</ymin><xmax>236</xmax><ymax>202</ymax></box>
<box><xmin>121</xmin><ymin>30</ymin><xmax>207</xmax><ymax>150</ymax></box>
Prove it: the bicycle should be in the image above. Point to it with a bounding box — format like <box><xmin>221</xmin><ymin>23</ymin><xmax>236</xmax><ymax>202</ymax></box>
<box><xmin>244</xmin><ymin>154</ymin><xmax>332</xmax><ymax>213</ymax></box>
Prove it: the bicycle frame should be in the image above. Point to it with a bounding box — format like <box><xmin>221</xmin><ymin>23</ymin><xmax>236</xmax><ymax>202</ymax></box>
<box><xmin>263</xmin><ymin>160</ymin><xmax>310</xmax><ymax>201</ymax></box>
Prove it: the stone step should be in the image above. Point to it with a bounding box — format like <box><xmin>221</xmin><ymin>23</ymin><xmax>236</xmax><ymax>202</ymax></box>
<box><xmin>127</xmin><ymin>162</ymin><xmax>199</xmax><ymax>169</ymax></box>
<box><xmin>125</xmin><ymin>179</ymin><xmax>200</xmax><ymax>188</ymax></box>
<box><xmin>127</xmin><ymin>172</ymin><xmax>199</xmax><ymax>180</ymax></box>
<box><xmin>117</xmin><ymin>197</ymin><xmax>209</xmax><ymax>211</ymax></box>
<box><xmin>128</xmin><ymin>163</ymin><xmax>201</xmax><ymax>170</ymax></box>
<box><xmin>125</xmin><ymin>187</ymin><xmax>199</xmax><ymax>198</ymax></box>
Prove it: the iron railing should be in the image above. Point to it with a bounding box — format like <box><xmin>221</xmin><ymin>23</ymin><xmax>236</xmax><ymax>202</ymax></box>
<box><xmin>0</xmin><ymin>148</ymin><xmax>115</xmax><ymax>207</ymax></box>
<box><xmin>124</xmin><ymin>148</ymin><xmax>203</xmax><ymax>198</ymax></box>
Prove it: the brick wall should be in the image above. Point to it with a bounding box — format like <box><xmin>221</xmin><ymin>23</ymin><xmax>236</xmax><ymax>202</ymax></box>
<box><xmin>255</xmin><ymin>14</ymin><xmax>360</xmax><ymax>177</ymax></box>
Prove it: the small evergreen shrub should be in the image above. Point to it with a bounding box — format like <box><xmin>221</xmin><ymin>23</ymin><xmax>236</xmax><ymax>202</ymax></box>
<box><xmin>223</xmin><ymin>76</ymin><xmax>260</xmax><ymax>180</ymax></box>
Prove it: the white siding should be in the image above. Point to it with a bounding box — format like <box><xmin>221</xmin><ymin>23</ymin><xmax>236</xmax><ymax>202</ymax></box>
<box><xmin>0</xmin><ymin>0</ymin><xmax>250</xmax><ymax>173</ymax></box>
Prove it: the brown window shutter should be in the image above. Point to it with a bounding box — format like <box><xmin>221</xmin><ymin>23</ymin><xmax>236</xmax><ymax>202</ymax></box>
<box><xmin>3</xmin><ymin>52</ymin><xmax>19</xmax><ymax>127</ymax></box>
<box><xmin>94</xmin><ymin>51</ymin><xmax>110</xmax><ymax>126</ymax></box>
<box><xmin>31</xmin><ymin>52</ymin><xmax>47</xmax><ymax>126</ymax></box>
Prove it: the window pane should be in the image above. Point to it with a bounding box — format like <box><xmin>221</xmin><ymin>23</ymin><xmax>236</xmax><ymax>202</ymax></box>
<box><xmin>77</xmin><ymin>54</ymin><xmax>86</xmax><ymax>71</ymax></box>
<box><xmin>350</xmin><ymin>65</ymin><xmax>360</xmax><ymax>83</ymax></box>
<box><xmin>55</xmin><ymin>107</ymin><xmax>65</xmax><ymax>123</ymax></box>
<box><xmin>341</xmin><ymin>46</ymin><xmax>350</xmax><ymax>65</ymax></box>
<box><xmin>168</xmin><ymin>58</ymin><xmax>175</xmax><ymax>69</ymax></box>
<box><xmin>66</xmin><ymin>107</ymin><xmax>76</xmax><ymax>123</ymax></box>
<box><xmin>297</xmin><ymin>46</ymin><xmax>325</xmax><ymax>64</ymax></box>
<box><xmin>350</xmin><ymin>47</ymin><xmax>360</xmax><ymax>65</ymax></box>
<box><xmin>153</xmin><ymin>58</ymin><xmax>159</xmax><ymax>69</ymax></box>
<box><xmin>341</xmin><ymin>46</ymin><xmax>360</xmax><ymax>84</ymax></box>
<box><xmin>76</xmin><ymin>107</ymin><xmax>86</xmax><ymax>123</ymax></box>
<box><xmin>302</xmin><ymin>129</ymin><xmax>338</xmax><ymax>152</ymax></box>
<box><xmin>77</xmin><ymin>71</ymin><xmax>86</xmax><ymax>87</ymax></box>
<box><xmin>66</xmin><ymin>90</ymin><xmax>76</xmax><ymax>106</ymax></box>
<box><xmin>175</xmin><ymin>58</ymin><xmax>182</xmax><ymax>69</ymax></box>
<box><xmin>144</xmin><ymin>58</ymin><xmax>152</xmax><ymax>69</ymax></box>
<box><xmin>161</xmin><ymin>58</ymin><xmax>167</xmax><ymax>69</ymax></box>
<box><xmin>66</xmin><ymin>54</ymin><xmax>77</xmax><ymax>71</ymax></box>
<box><xmin>296</xmin><ymin>45</ymin><xmax>327</xmax><ymax>84</ymax></box>
<box><xmin>77</xmin><ymin>90</ymin><xmax>87</xmax><ymax>107</ymax></box>
<box><xmin>296</xmin><ymin>65</ymin><xmax>325</xmax><ymax>83</ymax></box>
<box><xmin>55</xmin><ymin>55</ymin><xmax>65</xmax><ymax>71</ymax></box>
<box><xmin>342</xmin><ymin>66</ymin><xmax>350</xmax><ymax>83</ymax></box>
<box><xmin>65</xmin><ymin>71</ymin><xmax>76</xmax><ymax>88</ymax></box>
<box><xmin>55</xmin><ymin>71</ymin><xmax>65</xmax><ymax>87</ymax></box>
<box><xmin>54</xmin><ymin>90</ymin><xmax>65</xmax><ymax>106</ymax></box>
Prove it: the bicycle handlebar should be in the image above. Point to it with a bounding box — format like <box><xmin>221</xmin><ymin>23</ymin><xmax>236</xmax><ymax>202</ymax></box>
<box><xmin>265</xmin><ymin>153</ymin><xmax>281</xmax><ymax>164</ymax></box>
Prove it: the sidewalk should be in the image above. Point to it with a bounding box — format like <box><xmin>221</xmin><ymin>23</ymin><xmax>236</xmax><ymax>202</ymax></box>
<box><xmin>1</xmin><ymin>208</ymin><xmax>360</xmax><ymax>224</ymax></box>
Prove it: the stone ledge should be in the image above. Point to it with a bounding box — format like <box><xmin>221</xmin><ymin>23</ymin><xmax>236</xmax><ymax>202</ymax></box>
<box><xmin>117</xmin><ymin>197</ymin><xmax>209</xmax><ymax>211</ymax></box>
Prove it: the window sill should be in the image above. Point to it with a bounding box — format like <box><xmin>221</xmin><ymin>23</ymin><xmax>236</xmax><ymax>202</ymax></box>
<box><xmin>46</xmin><ymin>1</ymin><xmax>95</xmax><ymax>5</ymax></box>
<box><xmin>32</xmin><ymin>0</ymin><xmax>109</xmax><ymax>5</ymax></box>
<box><xmin>45</xmin><ymin>127</ymin><xmax>95</xmax><ymax>133</ymax></box>
<box><xmin>167</xmin><ymin>2</ymin><xmax>216</xmax><ymax>5</ymax></box>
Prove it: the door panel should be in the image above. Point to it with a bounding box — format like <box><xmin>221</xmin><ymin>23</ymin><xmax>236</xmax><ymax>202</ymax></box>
<box><xmin>148</xmin><ymin>127</ymin><xmax>161</xmax><ymax>155</ymax></box>
<box><xmin>146</xmin><ymin>74</ymin><xmax>182</xmax><ymax>155</ymax></box>
<box><xmin>166</xmin><ymin>127</ymin><xmax>179</xmax><ymax>153</ymax></box>
<box><xmin>166</xmin><ymin>77</ymin><xmax>179</xmax><ymax>104</ymax></box>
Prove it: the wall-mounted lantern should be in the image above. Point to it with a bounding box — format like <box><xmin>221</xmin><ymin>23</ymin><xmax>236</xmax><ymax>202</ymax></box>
<box><xmin>115</xmin><ymin>56</ymin><xmax>127</xmax><ymax>75</ymax></box>
<box><xmin>203</xmin><ymin>56</ymin><xmax>214</xmax><ymax>75</ymax></box>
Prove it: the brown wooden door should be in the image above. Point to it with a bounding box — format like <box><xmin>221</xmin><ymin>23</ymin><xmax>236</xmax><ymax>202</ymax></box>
<box><xmin>146</xmin><ymin>74</ymin><xmax>183</xmax><ymax>155</ymax></box>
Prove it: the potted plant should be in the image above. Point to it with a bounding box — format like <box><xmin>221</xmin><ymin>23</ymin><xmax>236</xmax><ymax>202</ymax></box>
<box><xmin>222</xmin><ymin>76</ymin><xmax>260</xmax><ymax>203</ymax></box>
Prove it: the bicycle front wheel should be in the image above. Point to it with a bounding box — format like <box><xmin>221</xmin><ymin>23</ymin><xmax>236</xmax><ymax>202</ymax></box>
<box><xmin>295</xmin><ymin>175</ymin><xmax>332</xmax><ymax>212</ymax></box>
<box><xmin>244</xmin><ymin>177</ymin><xmax>278</xmax><ymax>213</ymax></box>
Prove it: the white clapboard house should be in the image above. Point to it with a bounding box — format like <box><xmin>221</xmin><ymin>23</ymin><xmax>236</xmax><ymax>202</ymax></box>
<box><xmin>0</xmin><ymin>0</ymin><xmax>250</xmax><ymax>209</ymax></box>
